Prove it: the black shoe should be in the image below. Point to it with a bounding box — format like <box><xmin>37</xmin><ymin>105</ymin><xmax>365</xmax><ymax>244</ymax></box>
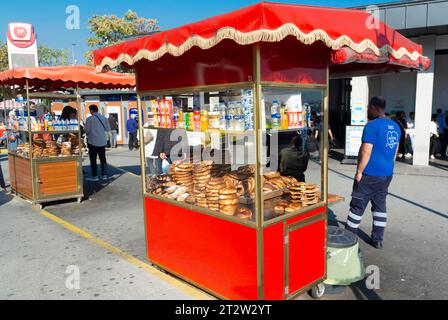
<box><xmin>370</xmin><ymin>240</ymin><xmax>383</xmax><ymax>250</ymax></box>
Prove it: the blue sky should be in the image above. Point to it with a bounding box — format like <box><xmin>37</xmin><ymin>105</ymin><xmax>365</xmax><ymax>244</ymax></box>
<box><xmin>0</xmin><ymin>0</ymin><xmax>394</xmax><ymax>64</ymax></box>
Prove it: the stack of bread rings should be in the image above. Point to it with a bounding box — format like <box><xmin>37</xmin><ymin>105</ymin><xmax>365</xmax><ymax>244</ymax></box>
<box><xmin>219</xmin><ymin>187</ymin><xmax>239</xmax><ymax>216</ymax></box>
<box><xmin>206</xmin><ymin>177</ymin><xmax>227</xmax><ymax>212</ymax></box>
<box><xmin>288</xmin><ymin>182</ymin><xmax>320</xmax><ymax>207</ymax></box>
<box><xmin>173</xmin><ymin>163</ymin><xmax>194</xmax><ymax>193</ymax></box>
<box><xmin>193</xmin><ymin>161</ymin><xmax>213</xmax><ymax>208</ymax></box>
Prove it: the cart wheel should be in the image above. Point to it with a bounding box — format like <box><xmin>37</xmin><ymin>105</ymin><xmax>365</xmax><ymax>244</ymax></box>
<box><xmin>77</xmin><ymin>197</ymin><xmax>82</xmax><ymax>204</ymax></box>
<box><xmin>309</xmin><ymin>283</ymin><xmax>325</xmax><ymax>299</ymax></box>
<box><xmin>35</xmin><ymin>203</ymin><xmax>43</xmax><ymax>210</ymax></box>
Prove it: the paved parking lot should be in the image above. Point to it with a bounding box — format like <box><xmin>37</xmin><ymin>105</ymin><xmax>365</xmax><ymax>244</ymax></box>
<box><xmin>0</xmin><ymin>149</ymin><xmax>447</xmax><ymax>300</ymax></box>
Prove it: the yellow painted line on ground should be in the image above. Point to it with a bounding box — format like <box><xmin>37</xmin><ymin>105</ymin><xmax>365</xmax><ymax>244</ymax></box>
<box><xmin>37</xmin><ymin>207</ymin><xmax>214</xmax><ymax>300</ymax></box>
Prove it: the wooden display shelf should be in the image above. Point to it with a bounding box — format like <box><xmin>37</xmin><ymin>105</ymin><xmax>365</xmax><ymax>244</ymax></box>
<box><xmin>8</xmin><ymin>153</ymin><xmax>84</xmax><ymax>206</ymax></box>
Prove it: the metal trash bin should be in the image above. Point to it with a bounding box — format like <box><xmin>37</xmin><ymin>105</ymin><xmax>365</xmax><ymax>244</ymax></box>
<box><xmin>324</xmin><ymin>226</ymin><xmax>365</xmax><ymax>286</ymax></box>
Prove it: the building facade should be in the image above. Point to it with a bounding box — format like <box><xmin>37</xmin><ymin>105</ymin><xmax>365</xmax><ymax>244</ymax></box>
<box><xmin>350</xmin><ymin>0</ymin><xmax>448</xmax><ymax>165</ymax></box>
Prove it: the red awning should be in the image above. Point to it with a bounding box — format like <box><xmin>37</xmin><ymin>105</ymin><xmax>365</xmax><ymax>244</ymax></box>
<box><xmin>0</xmin><ymin>65</ymin><xmax>135</xmax><ymax>90</ymax></box>
<box><xmin>93</xmin><ymin>2</ymin><xmax>430</xmax><ymax>72</ymax></box>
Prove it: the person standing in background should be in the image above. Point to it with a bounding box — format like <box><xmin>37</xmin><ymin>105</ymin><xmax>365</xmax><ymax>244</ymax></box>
<box><xmin>394</xmin><ymin>111</ymin><xmax>408</xmax><ymax>159</ymax></box>
<box><xmin>436</xmin><ymin>109</ymin><xmax>446</xmax><ymax>156</ymax></box>
<box><xmin>126</xmin><ymin>114</ymin><xmax>139</xmax><ymax>151</ymax></box>
<box><xmin>345</xmin><ymin>97</ymin><xmax>401</xmax><ymax>250</ymax></box>
<box><xmin>406</xmin><ymin>112</ymin><xmax>416</xmax><ymax>157</ymax></box>
<box><xmin>85</xmin><ymin>105</ymin><xmax>111</xmax><ymax>182</ymax></box>
<box><xmin>445</xmin><ymin>113</ymin><xmax>448</xmax><ymax>159</ymax></box>
<box><xmin>108</xmin><ymin>114</ymin><xmax>119</xmax><ymax>149</ymax></box>
<box><xmin>430</xmin><ymin>114</ymin><xmax>439</xmax><ymax>160</ymax></box>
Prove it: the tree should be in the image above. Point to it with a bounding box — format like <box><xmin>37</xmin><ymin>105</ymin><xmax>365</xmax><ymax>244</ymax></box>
<box><xmin>85</xmin><ymin>10</ymin><xmax>159</xmax><ymax>67</ymax></box>
<box><xmin>0</xmin><ymin>42</ymin><xmax>70</xmax><ymax>72</ymax></box>
<box><xmin>0</xmin><ymin>43</ymin><xmax>9</xmax><ymax>72</ymax></box>
<box><xmin>37</xmin><ymin>46</ymin><xmax>70</xmax><ymax>67</ymax></box>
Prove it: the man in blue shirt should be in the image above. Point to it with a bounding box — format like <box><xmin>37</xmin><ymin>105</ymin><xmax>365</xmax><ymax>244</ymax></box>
<box><xmin>126</xmin><ymin>114</ymin><xmax>139</xmax><ymax>151</ymax></box>
<box><xmin>345</xmin><ymin>97</ymin><xmax>401</xmax><ymax>249</ymax></box>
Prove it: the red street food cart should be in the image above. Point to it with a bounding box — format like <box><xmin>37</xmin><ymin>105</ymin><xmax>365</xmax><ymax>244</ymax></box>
<box><xmin>94</xmin><ymin>2</ymin><xmax>429</xmax><ymax>300</ymax></box>
<box><xmin>0</xmin><ymin>65</ymin><xmax>135</xmax><ymax>207</ymax></box>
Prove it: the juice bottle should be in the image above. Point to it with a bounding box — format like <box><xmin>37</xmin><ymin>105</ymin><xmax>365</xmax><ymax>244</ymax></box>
<box><xmin>188</xmin><ymin>112</ymin><xmax>195</xmax><ymax>131</ymax></box>
<box><xmin>178</xmin><ymin>110</ymin><xmax>184</xmax><ymax>129</ymax></box>
<box><xmin>200</xmin><ymin>110</ymin><xmax>209</xmax><ymax>132</ymax></box>
<box><xmin>281</xmin><ymin>106</ymin><xmax>288</xmax><ymax>130</ymax></box>
<box><xmin>193</xmin><ymin>108</ymin><xmax>201</xmax><ymax>132</ymax></box>
<box><xmin>184</xmin><ymin>111</ymin><xmax>189</xmax><ymax>131</ymax></box>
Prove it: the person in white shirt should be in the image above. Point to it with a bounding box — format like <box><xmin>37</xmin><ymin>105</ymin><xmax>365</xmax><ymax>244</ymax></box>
<box><xmin>85</xmin><ymin>105</ymin><xmax>111</xmax><ymax>181</ymax></box>
<box><xmin>430</xmin><ymin>114</ymin><xmax>439</xmax><ymax>160</ymax></box>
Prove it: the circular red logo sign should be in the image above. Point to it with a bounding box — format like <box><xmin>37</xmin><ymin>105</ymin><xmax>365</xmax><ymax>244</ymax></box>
<box><xmin>13</xmin><ymin>26</ymin><xmax>28</xmax><ymax>39</ymax></box>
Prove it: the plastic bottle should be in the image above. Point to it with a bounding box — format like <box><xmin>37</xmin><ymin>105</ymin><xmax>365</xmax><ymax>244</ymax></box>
<box><xmin>200</xmin><ymin>110</ymin><xmax>209</xmax><ymax>132</ymax></box>
<box><xmin>193</xmin><ymin>107</ymin><xmax>201</xmax><ymax>132</ymax></box>
<box><xmin>225</xmin><ymin>103</ymin><xmax>233</xmax><ymax>131</ymax></box>
<box><xmin>188</xmin><ymin>112</ymin><xmax>195</xmax><ymax>131</ymax></box>
<box><xmin>271</xmin><ymin>101</ymin><xmax>281</xmax><ymax>129</ymax></box>
<box><xmin>219</xmin><ymin>103</ymin><xmax>227</xmax><ymax>131</ymax></box>
<box><xmin>281</xmin><ymin>105</ymin><xmax>289</xmax><ymax>130</ymax></box>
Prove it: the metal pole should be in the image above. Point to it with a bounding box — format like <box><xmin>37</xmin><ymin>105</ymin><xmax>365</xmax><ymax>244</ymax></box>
<box><xmin>253</xmin><ymin>43</ymin><xmax>265</xmax><ymax>300</ymax></box>
<box><xmin>26</xmin><ymin>79</ymin><xmax>35</xmax><ymax>201</ymax></box>
<box><xmin>136</xmin><ymin>93</ymin><xmax>147</xmax><ymax>205</ymax></box>
<box><xmin>323</xmin><ymin>67</ymin><xmax>329</xmax><ymax>205</ymax></box>
<box><xmin>2</xmin><ymin>85</ymin><xmax>6</xmax><ymax>125</ymax></box>
<box><xmin>72</xmin><ymin>44</ymin><xmax>77</xmax><ymax>66</ymax></box>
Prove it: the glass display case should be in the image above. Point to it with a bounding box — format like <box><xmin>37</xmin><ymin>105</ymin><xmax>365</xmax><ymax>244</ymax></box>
<box><xmin>6</xmin><ymin>99</ymin><xmax>84</xmax><ymax>207</ymax></box>
<box><xmin>142</xmin><ymin>87</ymin><xmax>326</xmax><ymax>225</ymax></box>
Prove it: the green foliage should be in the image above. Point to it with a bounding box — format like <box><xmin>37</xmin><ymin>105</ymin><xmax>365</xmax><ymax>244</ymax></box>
<box><xmin>37</xmin><ymin>46</ymin><xmax>71</xmax><ymax>67</ymax></box>
<box><xmin>85</xmin><ymin>10</ymin><xmax>159</xmax><ymax>65</ymax></box>
<box><xmin>0</xmin><ymin>42</ymin><xmax>70</xmax><ymax>72</ymax></box>
<box><xmin>0</xmin><ymin>42</ymin><xmax>9</xmax><ymax>72</ymax></box>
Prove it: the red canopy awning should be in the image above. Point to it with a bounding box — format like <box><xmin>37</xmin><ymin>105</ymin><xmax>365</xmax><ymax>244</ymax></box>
<box><xmin>94</xmin><ymin>2</ymin><xmax>430</xmax><ymax>72</ymax></box>
<box><xmin>0</xmin><ymin>65</ymin><xmax>135</xmax><ymax>90</ymax></box>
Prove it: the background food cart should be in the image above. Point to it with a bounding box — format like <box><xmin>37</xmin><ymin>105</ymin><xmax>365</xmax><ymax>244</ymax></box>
<box><xmin>94</xmin><ymin>2</ymin><xmax>429</xmax><ymax>300</ymax></box>
<box><xmin>0</xmin><ymin>65</ymin><xmax>135</xmax><ymax>207</ymax></box>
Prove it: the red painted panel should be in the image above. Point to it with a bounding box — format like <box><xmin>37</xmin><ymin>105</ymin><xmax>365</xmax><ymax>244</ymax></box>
<box><xmin>287</xmin><ymin>206</ymin><xmax>327</xmax><ymax>226</ymax></box>
<box><xmin>288</xmin><ymin>219</ymin><xmax>326</xmax><ymax>294</ymax></box>
<box><xmin>136</xmin><ymin>40</ymin><xmax>254</xmax><ymax>92</ymax></box>
<box><xmin>263</xmin><ymin>222</ymin><xmax>285</xmax><ymax>300</ymax></box>
<box><xmin>261</xmin><ymin>38</ymin><xmax>330</xmax><ymax>84</ymax></box>
<box><xmin>145</xmin><ymin>197</ymin><xmax>258</xmax><ymax>300</ymax></box>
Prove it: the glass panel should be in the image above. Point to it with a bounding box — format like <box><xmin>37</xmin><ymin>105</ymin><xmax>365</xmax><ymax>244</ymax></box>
<box><xmin>6</xmin><ymin>107</ymin><xmax>82</xmax><ymax>158</ymax></box>
<box><xmin>261</xmin><ymin>87</ymin><xmax>324</xmax><ymax>221</ymax></box>
<box><xmin>143</xmin><ymin>88</ymin><xmax>257</xmax><ymax>223</ymax></box>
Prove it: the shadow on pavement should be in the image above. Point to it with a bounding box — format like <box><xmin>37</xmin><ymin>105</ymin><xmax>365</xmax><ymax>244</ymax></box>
<box><xmin>117</xmin><ymin>165</ymin><xmax>141</xmax><ymax>176</ymax></box>
<box><xmin>430</xmin><ymin>161</ymin><xmax>448</xmax><ymax>172</ymax></box>
<box><xmin>37</xmin><ymin>165</ymin><xmax>128</xmax><ymax>208</ymax></box>
<box><xmin>329</xmin><ymin>167</ymin><xmax>447</xmax><ymax>220</ymax></box>
<box><xmin>0</xmin><ymin>191</ymin><xmax>12</xmax><ymax>207</ymax></box>
<box><xmin>348</xmin><ymin>280</ymin><xmax>383</xmax><ymax>300</ymax></box>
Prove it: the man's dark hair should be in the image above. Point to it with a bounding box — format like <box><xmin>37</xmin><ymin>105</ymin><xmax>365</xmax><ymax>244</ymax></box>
<box><xmin>437</xmin><ymin>108</ymin><xmax>442</xmax><ymax>114</ymax></box>
<box><xmin>369</xmin><ymin>96</ymin><xmax>386</xmax><ymax>110</ymax></box>
<box><xmin>89</xmin><ymin>105</ymin><xmax>99</xmax><ymax>113</ymax></box>
<box><xmin>431</xmin><ymin>114</ymin><xmax>438</xmax><ymax>121</ymax></box>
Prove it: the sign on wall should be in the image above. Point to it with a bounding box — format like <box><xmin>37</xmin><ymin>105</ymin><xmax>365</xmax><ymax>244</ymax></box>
<box><xmin>6</xmin><ymin>22</ymin><xmax>39</xmax><ymax>69</ymax></box>
<box><xmin>351</xmin><ymin>99</ymin><xmax>367</xmax><ymax>126</ymax></box>
<box><xmin>345</xmin><ymin>126</ymin><xmax>365</xmax><ymax>157</ymax></box>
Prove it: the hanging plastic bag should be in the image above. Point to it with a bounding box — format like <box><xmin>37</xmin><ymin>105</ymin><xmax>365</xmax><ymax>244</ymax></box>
<box><xmin>162</xmin><ymin>159</ymin><xmax>171</xmax><ymax>174</ymax></box>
